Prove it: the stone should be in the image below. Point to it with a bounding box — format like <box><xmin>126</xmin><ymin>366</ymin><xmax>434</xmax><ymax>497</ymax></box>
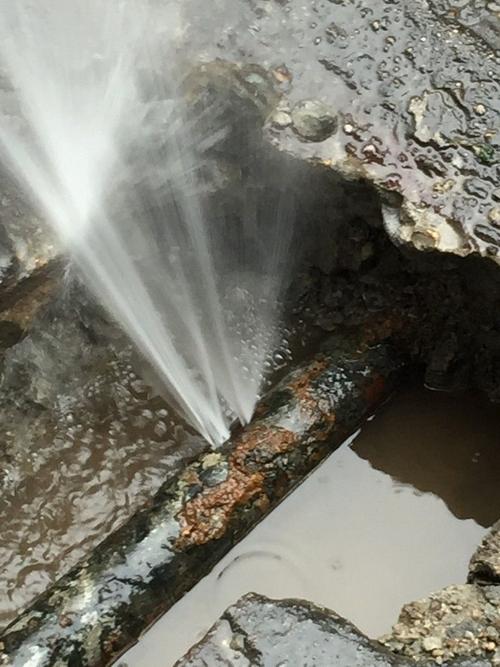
<box><xmin>270</xmin><ymin>110</ymin><xmax>292</xmax><ymax>128</ymax></box>
<box><xmin>469</xmin><ymin>520</ymin><xmax>500</xmax><ymax>585</ymax></box>
<box><xmin>379</xmin><ymin>584</ymin><xmax>500</xmax><ymax>664</ymax></box>
<box><xmin>291</xmin><ymin>99</ymin><xmax>337</xmax><ymax>142</ymax></box>
<box><xmin>489</xmin><ymin>208</ymin><xmax>500</xmax><ymax>228</ymax></box>
<box><xmin>423</xmin><ymin>636</ymin><xmax>444</xmax><ymax>652</ymax></box>
<box><xmin>184</xmin><ymin>0</ymin><xmax>500</xmax><ymax>263</ymax></box>
<box><xmin>175</xmin><ymin>593</ymin><xmax>412</xmax><ymax>666</ymax></box>
<box><xmin>176</xmin><ymin>594</ymin><xmax>495</xmax><ymax>666</ymax></box>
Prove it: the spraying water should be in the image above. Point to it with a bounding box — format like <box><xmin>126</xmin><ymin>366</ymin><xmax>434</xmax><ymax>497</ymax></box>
<box><xmin>0</xmin><ymin>0</ymin><xmax>295</xmax><ymax>444</ymax></box>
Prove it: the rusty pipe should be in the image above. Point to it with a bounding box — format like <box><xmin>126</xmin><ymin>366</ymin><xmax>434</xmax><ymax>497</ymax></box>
<box><xmin>0</xmin><ymin>321</ymin><xmax>406</xmax><ymax>667</ymax></box>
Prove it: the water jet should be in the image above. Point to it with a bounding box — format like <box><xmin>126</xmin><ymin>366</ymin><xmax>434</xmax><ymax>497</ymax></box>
<box><xmin>0</xmin><ymin>1</ymin><xmax>499</xmax><ymax>666</ymax></box>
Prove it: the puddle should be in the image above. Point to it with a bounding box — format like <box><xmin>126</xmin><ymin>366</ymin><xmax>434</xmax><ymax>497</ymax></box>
<box><xmin>123</xmin><ymin>384</ymin><xmax>500</xmax><ymax>667</ymax></box>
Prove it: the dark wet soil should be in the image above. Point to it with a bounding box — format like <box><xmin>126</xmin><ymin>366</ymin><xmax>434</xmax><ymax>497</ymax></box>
<box><xmin>123</xmin><ymin>383</ymin><xmax>499</xmax><ymax>667</ymax></box>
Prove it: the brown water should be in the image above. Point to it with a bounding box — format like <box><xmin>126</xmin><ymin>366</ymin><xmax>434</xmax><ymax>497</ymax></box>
<box><xmin>122</xmin><ymin>385</ymin><xmax>500</xmax><ymax>667</ymax></box>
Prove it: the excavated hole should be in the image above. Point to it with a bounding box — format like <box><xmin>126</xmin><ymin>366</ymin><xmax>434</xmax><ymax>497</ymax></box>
<box><xmin>0</xmin><ymin>89</ymin><xmax>499</xmax><ymax>665</ymax></box>
<box><xmin>121</xmin><ymin>159</ymin><xmax>500</xmax><ymax>664</ymax></box>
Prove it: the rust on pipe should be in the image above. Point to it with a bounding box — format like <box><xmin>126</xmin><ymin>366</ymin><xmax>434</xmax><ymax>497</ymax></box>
<box><xmin>0</xmin><ymin>320</ymin><xmax>406</xmax><ymax>667</ymax></box>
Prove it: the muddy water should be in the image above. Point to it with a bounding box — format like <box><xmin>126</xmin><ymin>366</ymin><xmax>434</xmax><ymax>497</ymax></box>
<box><xmin>353</xmin><ymin>386</ymin><xmax>500</xmax><ymax>527</ymax></box>
<box><xmin>123</xmin><ymin>385</ymin><xmax>500</xmax><ymax>667</ymax></box>
<box><xmin>0</xmin><ymin>348</ymin><xmax>207</xmax><ymax>630</ymax></box>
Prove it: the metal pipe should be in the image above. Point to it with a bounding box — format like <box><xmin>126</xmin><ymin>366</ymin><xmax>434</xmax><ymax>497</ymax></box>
<box><xmin>0</xmin><ymin>319</ymin><xmax>406</xmax><ymax>667</ymax></box>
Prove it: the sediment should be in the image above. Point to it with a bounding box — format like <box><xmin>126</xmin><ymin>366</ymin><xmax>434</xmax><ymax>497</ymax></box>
<box><xmin>379</xmin><ymin>584</ymin><xmax>500</xmax><ymax>665</ymax></box>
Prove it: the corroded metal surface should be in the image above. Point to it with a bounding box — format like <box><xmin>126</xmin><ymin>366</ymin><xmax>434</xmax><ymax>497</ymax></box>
<box><xmin>0</xmin><ymin>325</ymin><xmax>404</xmax><ymax>667</ymax></box>
<box><xmin>184</xmin><ymin>0</ymin><xmax>500</xmax><ymax>262</ymax></box>
<box><xmin>469</xmin><ymin>520</ymin><xmax>500</xmax><ymax>585</ymax></box>
<box><xmin>379</xmin><ymin>584</ymin><xmax>500</xmax><ymax>664</ymax></box>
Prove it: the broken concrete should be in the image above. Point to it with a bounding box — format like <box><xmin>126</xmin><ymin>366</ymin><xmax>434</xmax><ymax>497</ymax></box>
<box><xmin>379</xmin><ymin>584</ymin><xmax>500</xmax><ymax>665</ymax></box>
<box><xmin>175</xmin><ymin>593</ymin><xmax>493</xmax><ymax>667</ymax></box>
<box><xmin>469</xmin><ymin>520</ymin><xmax>500</xmax><ymax>585</ymax></box>
<box><xmin>175</xmin><ymin>593</ymin><xmax>412</xmax><ymax>667</ymax></box>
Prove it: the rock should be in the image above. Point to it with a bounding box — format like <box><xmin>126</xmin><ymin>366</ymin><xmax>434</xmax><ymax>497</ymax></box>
<box><xmin>423</xmin><ymin>636</ymin><xmax>444</xmax><ymax>652</ymax></box>
<box><xmin>176</xmin><ymin>594</ymin><xmax>495</xmax><ymax>666</ymax></box>
<box><xmin>379</xmin><ymin>584</ymin><xmax>500</xmax><ymax>664</ymax></box>
<box><xmin>291</xmin><ymin>99</ymin><xmax>338</xmax><ymax>142</ymax></box>
<box><xmin>469</xmin><ymin>520</ymin><xmax>500</xmax><ymax>585</ymax></box>
<box><xmin>184</xmin><ymin>0</ymin><xmax>500</xmax><ymax>263</ymax></box>
<box><xmin>175</xmin><ymin>593</ymin><xmax>412</xmax><ymax>666</ymax></box>
<box><xmin>270</xmin><ymin>109</ymin><xmax>292</xmax><ymax>129</ymax></box>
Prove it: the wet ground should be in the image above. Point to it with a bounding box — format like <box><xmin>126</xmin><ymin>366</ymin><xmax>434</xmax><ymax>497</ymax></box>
<box><xmin>122</xmin><ymin>384</ymin><xmax>500</xmax><ymax>667</ymax></box>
